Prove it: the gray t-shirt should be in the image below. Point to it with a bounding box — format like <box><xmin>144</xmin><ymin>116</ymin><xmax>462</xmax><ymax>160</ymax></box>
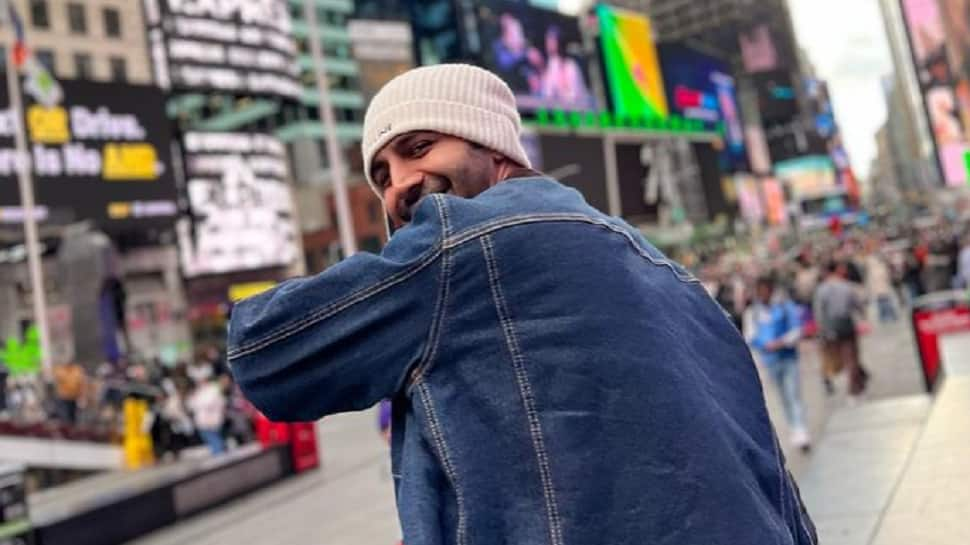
<box><xmin>813</xmin><ymin>277</ymin><xmax>863</xmax><ymax>338</ymax></box>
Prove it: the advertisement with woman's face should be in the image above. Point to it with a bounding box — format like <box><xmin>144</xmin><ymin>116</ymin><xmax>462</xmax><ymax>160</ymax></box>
<box><xmin>477</xmin><ymin>2</ymin><xmax>598</xmax><ymax>113</ymax></box>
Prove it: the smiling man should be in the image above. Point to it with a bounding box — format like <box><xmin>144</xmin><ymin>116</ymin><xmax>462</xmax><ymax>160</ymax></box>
<box><xmin>227</xmin><ymin>64</ymin><xmax>816</xmax><ymax>545</ymax></box>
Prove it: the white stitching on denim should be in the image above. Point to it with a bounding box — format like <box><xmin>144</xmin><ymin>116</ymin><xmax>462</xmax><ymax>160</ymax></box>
<box><xmin>228</xmin><ymin>246</ymin><xmax>442</xmax><ymax>359</ymax></box>
<box><xmin>447</xmin><ymin>213</ymin><xmax>698</xmax><ymax>284</ymax></box>
<box><xmin>408</xmin><ymin>197</ymin><xmax>453</xmax><ymax>388</ymax></box>
<box><xmin>481</xmin><ymin>235</ymin><xmax>565</xmax><ymax>545</ymax></box>
<box><xmin>418</xmin><ymin>382</ymin><xmax>467</xmax><ymax>545</ymax></box>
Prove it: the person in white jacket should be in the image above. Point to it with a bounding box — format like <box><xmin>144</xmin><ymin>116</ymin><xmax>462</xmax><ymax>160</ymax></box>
<box><xmin>187</xmin><ymin>377</ymin><xmax>227</xmax><ymax>455</ymax></box>
<box><xmin>865</xmin><ymin>244</ymin><xmax>897</xmax><ymax>323</ymax></box>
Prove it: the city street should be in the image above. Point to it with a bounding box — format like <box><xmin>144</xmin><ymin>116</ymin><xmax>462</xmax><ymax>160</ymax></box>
<box><xmin>131</xmin><ymin>313</ymin><xmax>930</xmax><ymax>545</ymax></box>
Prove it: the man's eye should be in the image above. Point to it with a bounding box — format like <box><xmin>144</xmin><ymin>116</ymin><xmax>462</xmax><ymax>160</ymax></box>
<box><xmin>412</xmin><ymin>141</ymin><xmax>431</xmax><ymax>155</ymax></box>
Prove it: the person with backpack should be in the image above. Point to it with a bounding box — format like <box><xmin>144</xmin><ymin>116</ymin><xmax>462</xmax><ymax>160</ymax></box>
<box><xmin>814</xmin><ymin>261</ymin><xmax>869</xmax><ymax>400</ymax></box>
<box><xmin>745</xmin><ymin>275</ymin><xmax>811</xmax><ymax>452</ymax></box>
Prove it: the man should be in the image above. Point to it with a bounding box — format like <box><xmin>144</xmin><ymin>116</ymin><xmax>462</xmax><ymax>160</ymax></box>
<box><xmin>53</xmin><ymin>361</ymin><xmax>87</xmax><ymax>425</ymax></box>
<box><xmin>744</xmin><ymin>275</ymin><xmax>811</xmax><ymax>452</ymax></box>
<box><xmin>814</xmin><ymin>261</ymin><xmax>868</xmax><ymax>399</ymax></box>
<box><xmin>227</xmin><ymin>65</ymin><xmax>815</xmax><ymax>544</ymax></box>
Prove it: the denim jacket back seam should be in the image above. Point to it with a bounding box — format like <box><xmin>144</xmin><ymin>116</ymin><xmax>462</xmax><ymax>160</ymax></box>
<box><xmin>416</xmin><ymin>381</ymin><xmax>468</xmax><ymax>545</ymax></box>
<box><xmin>481</xmin><ymin>234</ymin><xmax>565</xmax><ymax>545</ymax></box>
<box><xmin>443</xmin><ymin>213</ymin><xmax>698</xmax><ymax>284</ymax></box>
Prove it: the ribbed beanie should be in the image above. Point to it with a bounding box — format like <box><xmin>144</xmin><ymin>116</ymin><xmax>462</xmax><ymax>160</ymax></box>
<box><xmin>361</xmin><ymin>64</ymin><xmax>531</xmax><ymax>197</ymax></box>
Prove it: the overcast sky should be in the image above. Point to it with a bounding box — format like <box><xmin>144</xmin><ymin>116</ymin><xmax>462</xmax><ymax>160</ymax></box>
<box><xmin>786</xmin><ymin>0</ymin><xmax>895</xmax><ymax>179</ymax></box>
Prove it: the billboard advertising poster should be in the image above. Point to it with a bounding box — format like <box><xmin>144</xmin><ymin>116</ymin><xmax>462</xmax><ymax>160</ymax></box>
<box><xmin>752</xmin><ymin>69</ymin><xmax>798</xmax><ymax>124</ymax></box>
<box><xmin>476</xmin><ymin>1</ymin><xmax>598</xmax><ymax>113</ymax></box>
<box><xmin>615</xmin><ymin>139</ymin><xmax>706</xmax><ymax>225</ymax></box>
<box><xmin>348</xmin><ymin>19</ymin><xmax>415</xmax><ymax>103</ymax></box>
<box><xmin>734</xmin><ymin>175</ymin><xmax>764</xmax><ymax>223</ymax></box>
<box><xmin>657</xmin><ymin>44</ymin><xmax>747</xmax><ymax>171</ymax></box>
<box><xmin>537</xmin><ymin>134</ymin><xmax>608</xmax><ymax>213</ymax></box>
<box><xmin>761</xmin><ymin>177</ymin><xmax>788</xmax><ymax>227</ymax></box>
<box><xmin>143</xmin><ymin>0</ymin><xmax>302</xmax><ymax>100</ymax></box>
<box><xmin>739</xmin><ymin>24</ymin><xmax>779</xmax><ymax>73</ymax></box>
<box><xmin>178</xmin><ymin>132</ymin><xmax>298</xmax><ymax>277</ymax></box>
<box><xmin>597</xmin><ymin>4</ymin><xmax>668</xmax><ymax>121</ymax></box>
<box><xmin>774</xmin><ymin>156</ymin><xmax>837</xmax><ymax>200</ymax></box>
<box><xmin>0</xmin><ymin>79</ymin><xmax>177</xmax><ymax>232</ymax></box>
<box><xmin>901</xmin><ymin>0</ymin><xmax>970</xmax><ymax>187</ymax></box>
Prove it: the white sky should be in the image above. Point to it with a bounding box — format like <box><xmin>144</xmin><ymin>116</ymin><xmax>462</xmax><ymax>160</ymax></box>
<box><xmin>786</xmin><ymin>0</ymin><xmax>895</xmax><ymax>179</ymax></box>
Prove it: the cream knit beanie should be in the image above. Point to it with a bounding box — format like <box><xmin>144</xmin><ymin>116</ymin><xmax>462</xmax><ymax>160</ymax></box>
<box><xmin>361</xmin><ymin>64</ymin><xmax>531</xmax><ymax>196</ymax></box>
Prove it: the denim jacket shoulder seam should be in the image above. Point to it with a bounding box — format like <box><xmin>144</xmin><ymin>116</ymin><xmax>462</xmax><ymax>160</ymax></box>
<box><xmin>408</xmin><ymin>199</ymin><xmax>453</xmax><ymax>388</ymax></box>
<box><xmin>481</xmin><ymin>234</ymin><xmax>565</xmax><ymax>545</ymax></box>
<box><xmin>445</xmin><ymin>213</ymin><xmax>698</xmax><ymax>283</ymax></box>
<box><xmin>228</xmin><ymin>244</ymin><xmax>443</xmax><ymax>360</ymax></box>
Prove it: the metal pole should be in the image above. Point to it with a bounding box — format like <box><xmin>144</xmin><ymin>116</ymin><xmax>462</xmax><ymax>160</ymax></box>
<box><xmin>303</xmin><ymin>0</ymin><xmax>357</xmax><ymax>257</ymax></box>
<box><xmin>4</xmin><ymin>38</ymin><xmax>53</xmax><ymax>374</ymax></box>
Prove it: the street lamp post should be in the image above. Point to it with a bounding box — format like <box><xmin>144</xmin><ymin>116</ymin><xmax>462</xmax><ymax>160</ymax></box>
<box><xmin>303</xmin><ymin>0</ymin><xmax>357</xmax><ymax>258</ymax></box>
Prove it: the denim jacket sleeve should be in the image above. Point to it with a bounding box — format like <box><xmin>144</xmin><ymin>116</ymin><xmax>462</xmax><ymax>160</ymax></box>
<box><xmin>225</xmin><ymin>198</ymin><xmax>445</xmax><ymax>421</ymax></box>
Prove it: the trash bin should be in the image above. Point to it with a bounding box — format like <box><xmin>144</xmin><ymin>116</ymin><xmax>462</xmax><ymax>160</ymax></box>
<box><xmin>911</xmin><ymin>291</ymin><xmax>970</xmax><ymax>392</ymax></box>
<box><xmin>0</xmin><ymin>463</ymin><xmax>32</xmax><ymax>545</ymax></box>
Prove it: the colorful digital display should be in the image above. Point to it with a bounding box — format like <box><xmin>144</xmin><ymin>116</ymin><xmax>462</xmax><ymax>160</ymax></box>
<box><xmin>597</xmin><ymin>4</ymin><xmax>668</xmax><ymax>121</ymax></box>
<box><xmin>658</xmin><ymin>44</ymin><xmax>747</xmax><ymax>171</ymax></box>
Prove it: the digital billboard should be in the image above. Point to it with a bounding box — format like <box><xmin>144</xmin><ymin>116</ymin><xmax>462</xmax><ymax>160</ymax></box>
<box><xmin>597</xmin><ymin>4</ymin><xmax>668</xmax><ymax>121</ymax></box>
<box><xmin>177</xmin><ymin>132</ymin><xmax>298</xmax><ymax>277</ymax></box>
<box><xmin>774</xmin><ymin>156</ymin><xmax>837</xmax><ymax>200</ymax></box>
<box><xmin>477</xmin><ymin>1</ymin><xmax>597</xmax><ymax>113</ymax></box>
<box><xmin>537</xmin><ymin>134</ymin><xmax>609</xmax><ymax>212</ymax></box>
<box><xmin>751</xmin><ymin>69</ymin><xmax>798</xmax><ymax>123</ymax></box>
<box><xmin>658</xmin><ymin>44</ymin><xmax>747</xmax><ymax>171</ymax></box>
<box><xmin>901</xmin><ymin>0</ymin><xmax>970</xmax><ymax>187</ymax></box>
<box><xmin>0</xmin><ymin>79</ymin><xmax>177</xmax><ymax>232</ymax></box>
<box><xmin>143</xmin><ymin>0</ymin><xmax>302</xmax><ymax>100</ymax></box>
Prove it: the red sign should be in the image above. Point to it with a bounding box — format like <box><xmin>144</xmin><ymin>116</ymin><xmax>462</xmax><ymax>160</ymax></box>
<box><xmin>913</xmin><ymin>305</ymin><xmax>970</xmax><ymax>391</ymax></box>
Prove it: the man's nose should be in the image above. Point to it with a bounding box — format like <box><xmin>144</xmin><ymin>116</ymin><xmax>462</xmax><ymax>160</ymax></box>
<box><xmin>386</xmin><ymin>173</ymin><xmax>424</xmax><ymax>225</ymax></box>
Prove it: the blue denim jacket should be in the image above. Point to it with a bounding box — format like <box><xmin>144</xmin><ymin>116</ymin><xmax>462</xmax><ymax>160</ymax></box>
<box><xmin>227</xmin><ymin>177</ymin><xmax>816</xmax><ymax>545</ymax></box>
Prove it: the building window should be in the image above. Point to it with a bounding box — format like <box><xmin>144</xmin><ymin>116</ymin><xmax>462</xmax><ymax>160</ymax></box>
<box><xmin>109</xmin><ymin>57</ymin><xmax>126</xmax><ymax>82</ymax></box>
<box><xmin>30</xmin><ymin>0</ymin><xmax>49</xmax><ymax>29</ymax></box>
<box><xmin>35</xmin><ymin>49</ymin><xmax>55</xmax><ymax>72</ymax></box>
<box><xmin>103</xmin><ymin>7</ymin><xmax>121</xmax><ymax>38</ymax></box>
<box><xmin>74</xmin><ymin>53</ymin><xmax>92</xmax><ymax>79</ymax></box>
<box><xmin>67</xmin><ymin>3</ymin><xmax>87</xmax><ymax>34</ymax></box>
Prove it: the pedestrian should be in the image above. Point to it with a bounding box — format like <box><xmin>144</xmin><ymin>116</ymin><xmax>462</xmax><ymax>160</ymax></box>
<box><xmin>226</xmin><ymin>64</ymin><xmax>815</xmax><ymax>544</ymax></box>
<box><xmin>814</xmin><ymin>261</ymin><xmax>869</xmax><ymax>399</ymax></box>
<box><xmin>187</xmin><ymin>376</ymin><xmax>227</xmax><ymax>456</ymax></box>
<box><xmin>865</xmin><ymin>245</ymin><xmax>897</xmax><ymax>323</ymax></box>
<box><xmin>52</xmin><ymin>361</ymin><xmax>87</xmax><ymax>425</ymax></box>
<box><xmin>744</xmin><ymin>275</ymin><xmax>811</xmax><ymax>452</ymax></box>
<box><xmin>957</xmin><ymin>236</ymin><xmax>970</xmax><ymax>289</ymax></box>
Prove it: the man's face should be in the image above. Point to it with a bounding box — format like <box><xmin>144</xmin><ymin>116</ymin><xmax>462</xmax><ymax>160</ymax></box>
<box><xmin>370</xmin><ymin>131</ymin><xmax>500</xmax><ymax>228</ymax></box>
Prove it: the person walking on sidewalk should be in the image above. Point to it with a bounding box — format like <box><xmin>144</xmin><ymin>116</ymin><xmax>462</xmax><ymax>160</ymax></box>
<box><xmin>227</xmin><ymin>64</ymin><xmax>815</xmax><ymax>545</ymax></box>
<box><xmin>745</xmin><ymin>275</ymin><xmax>812</xmax><ymax>452</ymax></box>
<box><xmin>815</xmin><ymin>261</ymin><xmax>869</xmax><ymax>399</ymax></box>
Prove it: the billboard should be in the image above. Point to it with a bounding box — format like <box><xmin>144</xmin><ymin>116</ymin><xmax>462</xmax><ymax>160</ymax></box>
<box><xmin>597</xmin><ymin>5</ymin><xmax>668</xmax><ymax>120</ymax></box>
<box><xmin>477</xmin><ymin>1</ymin><xmax>598</xmax><ymax>113</ymax></box>
<box><xmin>536</xmin><ymin>134</ymin><xmax>609</xmax><ymax>212</ymax></box>
<box><xmin>143</xmin><ymin>0</ymin><xmax>302</xmax><ymax>100</ymax></box>
<box><xmin>0</xmin><ymin>79</ymin><xmax>177</xmax><ymax>232</ymax></box>
<box><xmin>615</xmin><ymin>139</ymin><xmax>707</xmax><ymax>225</ymax></box>
<box><xmin>348</xmin><ymin>19</ymin><xmax>415</xmax><ymax>103</ymax></box>
<box><xmin>658</xmin><ymin>44</ymin><xmax>747</xmax><ymax>171</ymax></box>
<box><xmin>177</xmin><ymin>132</ymin><xmax>298</xmax><ymax>277</ymax></box>
<box><xmin>774</xmin><ymin>156</ymin><xmax>837</xmax><ymax>200</ymax></box>
<box><xmin>751</xmin><ymin>69</ymin><xmax>798</xmax><ymax>123</ymax></box>
<box><xmin>739</xmin><ymin>25</ymin><xmax>779</xmax><ymax>73</ymax></box>
<box><xmin>901</xmin><ymin>0</ymin><xmax>970</xmax><ymax>187</ymax></box>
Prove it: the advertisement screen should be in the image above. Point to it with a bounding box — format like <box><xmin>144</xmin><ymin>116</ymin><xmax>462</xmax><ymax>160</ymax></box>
<box><xmin>143</xmin><ymin>0</ymin><xmax>302</xmax><ymax>100</ymax></box>
<box><xmin>615</xmin><ymin>139</ymin><xmax>706</xmax><ymax>224</ymax></box>
<box><xmin>0</xmin><ymin>79</ymin><xmax>177</xmax><ymax>232</ymax></box>
<box><xmin>761</xmin><ymin>177</ymin><xmax>788</xmax><ymax>226</ymax></box>
<box><xmin>477</xmin><ymin>1</ymin><xmax>597</xmax><ymax>113</ymax></box>
<box><xmin>348</xmin><ymin>19</ymin><xmax>415</xmax><ymax>103</ymax></box>
<box><xmin>658</xmin><ymin>44</ymin><xmax>747</xmax><ymax>171</ymax></box>
<box><xmin>178</xmin><ymin>132</ymin><xmax>298</xmax><ymax>277</ymax></box>
<box><xmin>597</xmin><ymin>4</ymin><xmax>668</xmax><ymax>120</ymax></box>
<box><xmin>752</xmin><ymin>69</ymin><xmax>798</xmax><ymax>123</ymax></box>
<box><xmin>739</xmin><ymin>25</ymin><xmax>779</xmax><ymax>73</ymax></box>
<box><xmin>774</xmin><ymin>156</ymin><xmax>837</xmax><ymax>200</ymax></box>
<box><xmin>901</xmin><ymin>0</ymin><xmax>970</xmax><ymax>187</ymax></box>
<box><xmin>537</xmin><ymin>134</ymin><xmax>609</xmax><ymax>212</ymax></box>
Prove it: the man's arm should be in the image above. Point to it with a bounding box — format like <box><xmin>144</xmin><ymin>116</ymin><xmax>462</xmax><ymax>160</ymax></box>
<box><xmin>226</xmin><ymin>199</ymin><xmax>445</xmax><ymax>421</ymax></box>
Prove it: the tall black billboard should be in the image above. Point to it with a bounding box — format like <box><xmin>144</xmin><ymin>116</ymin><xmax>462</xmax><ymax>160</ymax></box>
<box><xmin>536</xmin><ymin>134</ymin><xmax>609</xmax><ymax>213</ymax></box>
<box><xmin>143</xmin><ymin>0</ymin><xmax>302</xmax><ymax>100</ymax></box>
<box><xmin>0</xmin><ymin>79</ymin><xmax>177</xmax><ymax>232</ymax></box>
